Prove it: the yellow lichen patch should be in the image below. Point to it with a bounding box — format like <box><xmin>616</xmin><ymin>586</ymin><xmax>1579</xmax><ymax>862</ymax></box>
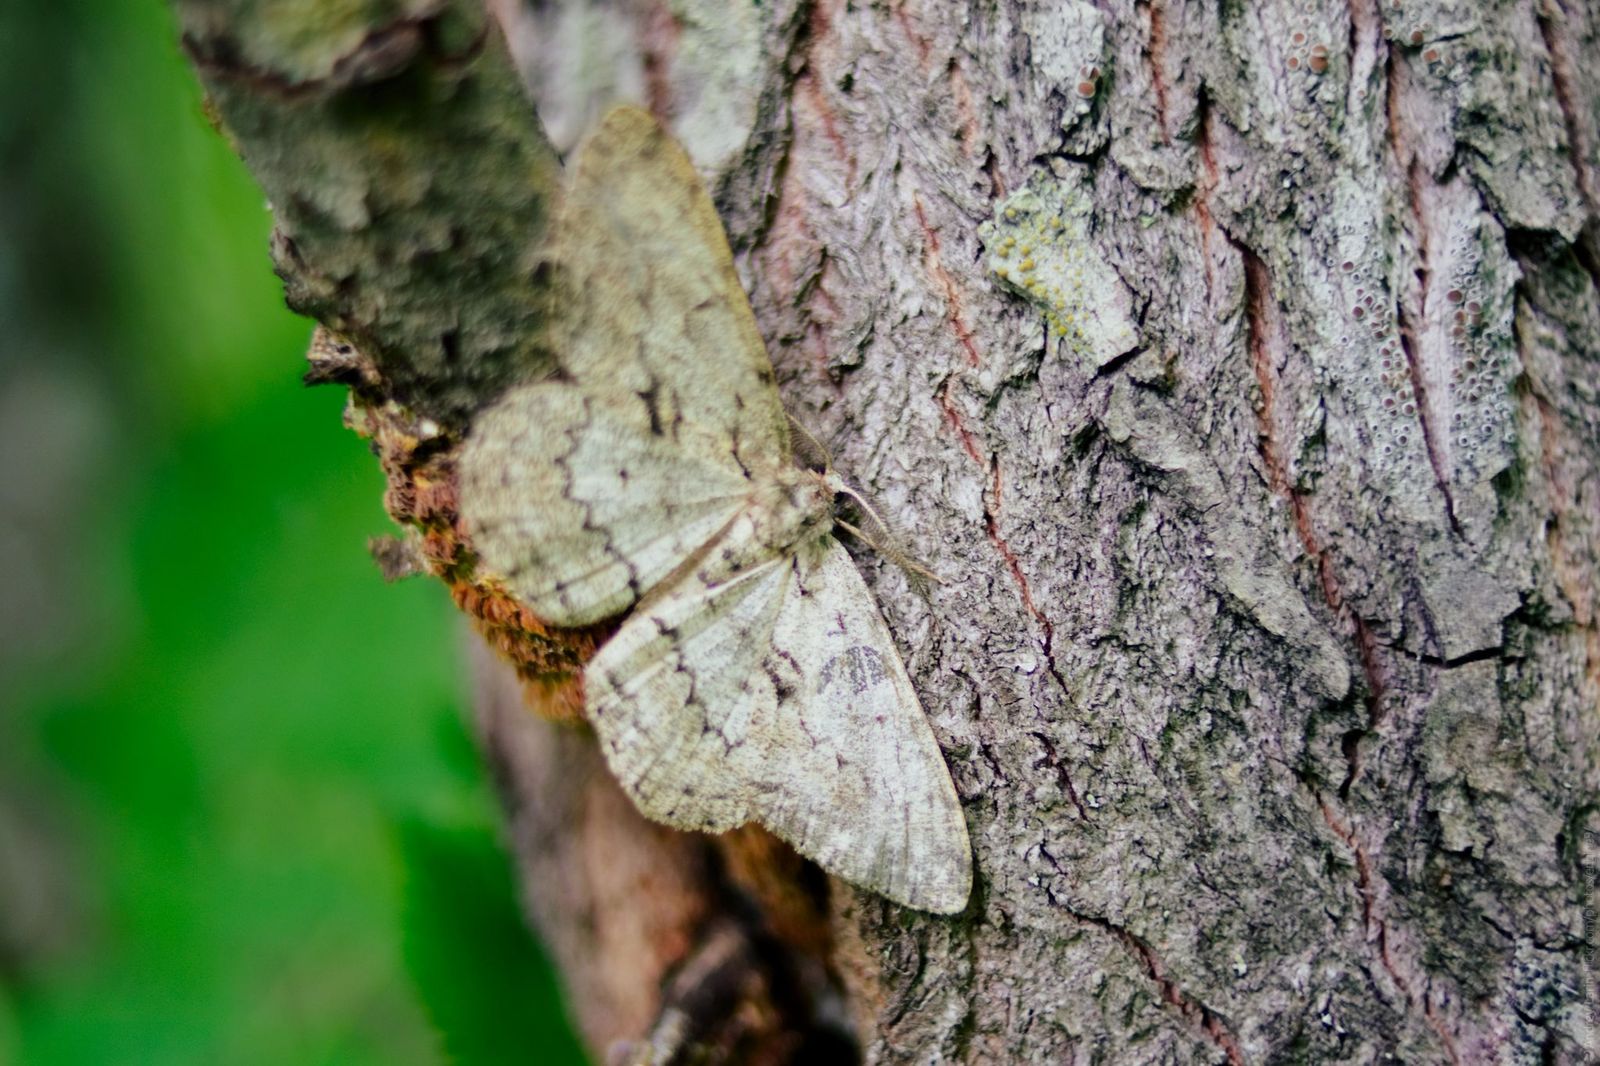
<box><xmin>978</xmin><ymin>177</ymin><xmax>1139</xmax><ymax>369</ymax></box>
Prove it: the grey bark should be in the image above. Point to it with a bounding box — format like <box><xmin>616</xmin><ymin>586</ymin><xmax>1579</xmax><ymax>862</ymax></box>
<box><xmin>178</xmin><ymin>0</ymin><xmax>1600</xmax><ymax>1061</ymax></box>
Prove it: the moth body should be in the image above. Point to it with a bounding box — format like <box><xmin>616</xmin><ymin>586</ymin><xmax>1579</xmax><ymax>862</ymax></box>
<box><xmin>699</xmin><ymin>468</ymin><xmax>835</xmax><ymax>580</ymax></box>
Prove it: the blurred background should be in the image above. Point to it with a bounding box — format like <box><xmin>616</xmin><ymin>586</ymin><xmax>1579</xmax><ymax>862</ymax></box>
<box><xmin>0</xmin><ymin>2</ymin><xmax>585</xmax><ymax>1062</ymax></box>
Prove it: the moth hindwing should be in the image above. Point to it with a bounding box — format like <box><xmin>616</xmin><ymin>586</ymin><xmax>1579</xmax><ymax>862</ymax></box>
<box><xmin>458</xmin><ymin>105</ymin><xmax>972</xmax><ymax>913</ymax></box>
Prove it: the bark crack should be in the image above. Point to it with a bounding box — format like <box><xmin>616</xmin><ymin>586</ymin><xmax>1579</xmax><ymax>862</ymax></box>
<box><xmin>1028</xmin><ymin>731</ymin><xmax>1088</xmax><ymax>822</ymax></box>
<box><xmin>639</xmin><ymin>0</ymin><xmax>681</xmax><ymax>120</ymax></box>
<box><xmin>1528</xmin><ymin>382</ymin><xmax>1600</xmax><ymax>723</ymax></box>
<box><xmin>1535</xmin><ymin>0</ymin><xmax>1600</xmax><ymax>300</ymax></box>
<box><xmin>935</xmin><ymin>381</ymin><xmax>984</xmax><ymax>466</ymax></box>
<box><xmin>1235</xmin><ymin>237</ymin><xmax>1387</xmax><ymax>759</ymax></box>
<box><xmin>934</xmin><ymin>378</ymin><xmax>1067</xmax><ymax>702</ymax></box>
<box><xmin>891</xmin><ymin>1</ymin><xmax>932</xmax><ymax>69</ymax></box>
<box><xmin>914</xmin><ymin>196</ymin><xmax>983</xmax><ymax>367</ymax></box>
<box><xmin>926</xmin><ymin>209</ymin><xmax>1089</xmax><ymax>826</ymax></box>
<box><xmin>1535</xmin><ymin>0</ymin><xmax>1599</xmax><ymax>225</ymax></box>
<box><xmin>797</xmin><ymin>0</ymin><xmax>856</xmax><ymax>189</ymax></box>
<box><xmin>1142</xmin><ymin>0</ymin><xmax>1172</xmax><ymax>145</ymax></box>
<box><xmin>1233</xmin><ymin>220</ymin><xmax>1460</xmax><ymax>1063</ymax></box>
<box><xmin>1193</xmin><ymin>95</ymin><xmax>1219</xmax><ymax>306</ymax></box>
<box><xmin>1043</xmin><ymin>884</ymin><xmax>1247</xmax><ymax>1066</ymax></box>
<box><xmin>1395</xmin><ymin>166</ymin><xmax>1463</xmax><ymax>537</ymax></box>
<box><xmin>1385</xmin><ymin>57</ymin><xmax>1463</xmax><ymax>536</ymax></box>
<box><xmin>1316</xmin><ymin>798</ymin><xmax>1463</xmax><ymax>1065</ymax></box>
<box><xmin>979</xmin><ymin>457</ymin><xmax>1077</xmax><ymax>723</ymax></box>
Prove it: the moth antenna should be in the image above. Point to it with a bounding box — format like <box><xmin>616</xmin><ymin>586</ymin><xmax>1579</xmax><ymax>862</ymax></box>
<box><xmin>831</xmin><ymin>479</ymin><xmax>936</xmax><ymax>577</ymax></box>
<box><xmin>786</xmin><ymin>413</ymin><xmax>836</xmax><ymax>470</ymax></box>
<box><xmin>835</xmin><ymin>519</ymin><xmax>942</xmax><ymax>590</ymax></box>
<box><xmin>832</xmin><ymin>481</ymin><xmax>895</xmax><ymax>543</ymax></box>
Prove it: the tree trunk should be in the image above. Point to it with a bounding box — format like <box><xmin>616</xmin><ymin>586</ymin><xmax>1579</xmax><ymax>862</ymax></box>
<box><xmin>178</xmin><ymin>0</ymin><xmax>1599</xmax><ymax>1061</ymax></box>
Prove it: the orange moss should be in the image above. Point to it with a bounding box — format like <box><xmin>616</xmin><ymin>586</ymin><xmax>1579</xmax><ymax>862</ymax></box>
<box><xmin>341</xmin><ymin>377</ymin><xmax>604</xmax><ymax>724</ymax></box>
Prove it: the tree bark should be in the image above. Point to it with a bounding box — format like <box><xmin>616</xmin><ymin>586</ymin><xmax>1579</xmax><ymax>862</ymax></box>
<box><xmin>179</xmin><ymin>0</ymin><xmax>1600</xmax><ymax>1061</ymax></box>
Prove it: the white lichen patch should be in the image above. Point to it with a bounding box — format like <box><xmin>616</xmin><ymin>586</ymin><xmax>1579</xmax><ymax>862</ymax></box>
<box><xmin>980</xmin><ymin>176</ymin><xmax>1139</xmax><ymax>371</ymax></box>
<box><xmin>1419</xmin><ymin>181</ymin><xmax>1519</xmax><ymax>489</ymax></box>
<box><xmin>523</xmin><ymin>0</ymin><xmax>770</xmax><ymax>170</ymax></box>
<box><xmin>664</xmin><ymin>0</ymin><xmax>766</xmax><ymax>174</ymax></box>
<box><xmin>510</xmin><ymin>2</ymin><xmax>649</xmax><ymax>154</ymax></box>
<box><xmin>1318</xmin><ymin>175</ymin><xmax>1517</xmax><ymax>514</ymax></box>
<box><xmin>1333</xmin><ymin>259</ymin><xmax>1426</xmax><ymax>469</ymax></box>
<box><xmin>1022</xmin><ymin>1</ymin><xmax>1107</xmax><ymax>137</ymax></box>
<box><xmin>1316</xmin><ymin>178</ymin><xmax>1438</xmax><ymax>516</ymax></box>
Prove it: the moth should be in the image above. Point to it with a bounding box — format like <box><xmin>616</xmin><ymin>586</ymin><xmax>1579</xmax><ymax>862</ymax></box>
<box><xmin>458</xmin><ymin>105</ymin><xmax>972</xmax><ymax>913</ymax></box>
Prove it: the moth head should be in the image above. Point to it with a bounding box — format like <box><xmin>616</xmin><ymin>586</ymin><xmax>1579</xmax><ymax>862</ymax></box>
<box><xmin>819</xmin><ymin>470</ymin><xmax>852</xmax><ymax>499</ymax></box>
<box><xmin>790</xmin><ymin>469</ymin><xmax>840</xmax><ymax>535</ymax></box>
<box><xmin>746</xmin><ymin>468</ymin><xmax>837</xmax><ymax>557</ymax></box>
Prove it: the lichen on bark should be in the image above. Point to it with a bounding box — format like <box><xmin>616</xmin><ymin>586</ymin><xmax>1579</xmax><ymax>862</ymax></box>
<box><xmin>180</xmin><ymin>0</ymin><xmax>562</xmax><ymax>428</ymax></box>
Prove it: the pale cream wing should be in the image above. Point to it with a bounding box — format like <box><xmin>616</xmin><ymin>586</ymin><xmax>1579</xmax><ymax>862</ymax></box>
<box><xmin>756</xmin><ymin>538</ymin><xmax>973</xmax><ymax>913</ymax></box>
<box><xmin>586</xmin><ymin>535</ymin><xmax>973</xmax><ymax>914</ymax></box>
<box><xmin>552</xmin><ymin>105</ymin><xmax>789</xmax><ymax>475</ymax></box>
<box><xmin>458</xmin><ymin>382</ymin><xmax>753</xmax><ymax>627</ymax></box>
<box><xmin>585</xmin><ymin>553</ymin><xmax>792</xmax><ymax>834</ymax></box>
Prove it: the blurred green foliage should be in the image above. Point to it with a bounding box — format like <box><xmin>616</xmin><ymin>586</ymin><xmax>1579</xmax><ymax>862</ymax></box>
<box><xmin>0</xmin><ymin>2</ymin><xmax>585</xmax><ymax>1063</ymax></box>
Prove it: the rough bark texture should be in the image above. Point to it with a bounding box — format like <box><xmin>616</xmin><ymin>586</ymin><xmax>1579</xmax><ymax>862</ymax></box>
<box><xmin>179</xmin><ymin>0</ymin><xmax>1600</xmax><ymax>1061</ymax></box>
<box><xmin>181</xmin><ymin>0</ymin><xmax>562</xmax><ymax>427</ymax></box>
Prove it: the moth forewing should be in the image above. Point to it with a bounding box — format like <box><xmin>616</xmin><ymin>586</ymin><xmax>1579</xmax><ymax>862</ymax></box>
<box><xmin>549</xmin><ymin>105</ymin><xmax>790</xmax><ymax>473</ymax></box>
<box><xmin>459</xmin><ymin>384</ymin><xmax>752</xmax><ymax>627</ymax></box>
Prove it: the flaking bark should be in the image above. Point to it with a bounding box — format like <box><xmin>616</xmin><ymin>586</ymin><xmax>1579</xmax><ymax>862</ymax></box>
<box><xmin>180</xmin><ymin>0</ymin><xmax>1600</xmax><ymax>1061</ymax></box>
